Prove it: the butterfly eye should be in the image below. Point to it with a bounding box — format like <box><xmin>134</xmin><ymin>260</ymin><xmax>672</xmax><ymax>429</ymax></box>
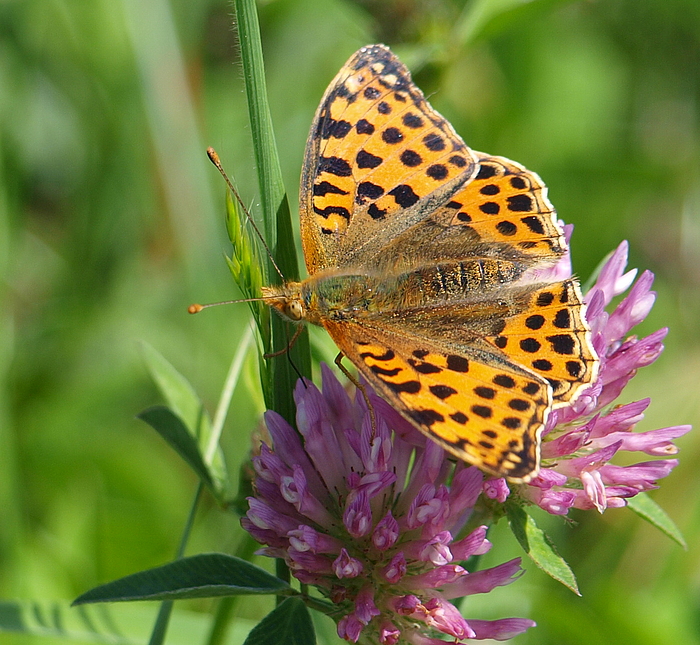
<box><xmin>285</xmin><ymin>300</ymin><xmax>304</xmax><ymax>321</ymax></box>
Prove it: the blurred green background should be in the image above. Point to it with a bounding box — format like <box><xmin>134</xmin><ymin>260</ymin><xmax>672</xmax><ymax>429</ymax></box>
<box><xmin>1</xmin><ymin>0</ymin><xmax>699</xmax><ymax>643</ymax></box>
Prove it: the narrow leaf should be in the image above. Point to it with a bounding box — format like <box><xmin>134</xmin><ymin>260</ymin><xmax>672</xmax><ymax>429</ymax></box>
<box><xmin>232</xmin><ymin>0</ymin><xmax>311</xmax><ymax>425</ymax></box>
<box><xmin>139</xmin><ymin>343</ymin><xmax>229</xmax><ymax>497</ymax></box>
<box><xmin>243</xmin><ymin>597</ymin><xmax>315</xmax><ymax>645</ymax></box>
<box><xmin>455</xmin><ymin>0</ymin><xmax>569</xmax><ymax>47</ymax></box>
<box><xmin>627</xmin><ymin>492</ymin><xmax>687</xmax><ymax>549</ymax></box>
<box><xmin>137</xmin><ymin>406</ymin><xmax>215</xmax><ymax>491</ymax></box>
<box><xmin>73</xmin><ymin>553</ymin><xmax>291</xmax><ymax>605</ymax></box>
<box><xmin>139</xmin><ymin>341</ymin><xmax>212</xmax><ymax>439</ymax></box>
<box><xmin>506</xmin><ymin>504</ymin><xmax>580</xmax><ymax>595</ymax></box>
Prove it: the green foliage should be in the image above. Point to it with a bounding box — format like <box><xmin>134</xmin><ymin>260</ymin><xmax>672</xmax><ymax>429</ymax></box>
<box><xmin>242</xmin><ymin>598</ymin><xmax>315</xmax><ymax>645</ymax></box>
<box><xmin>506</xmin><ymin>503</ymin><xmax>580</xmax><ymax>595</ymax></box>
<box><xmin>627</xmin><ymin>492</ymin><xmax>687</xmax><ymax>549</ymax></box>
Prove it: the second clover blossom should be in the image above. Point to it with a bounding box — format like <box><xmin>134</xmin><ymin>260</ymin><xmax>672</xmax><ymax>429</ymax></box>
<box><xmin>517</xmin><ymin>235</ymin><xmax>691</xmax><ymax>514</ymax></box>
<box><xmin>242</xmin><ymin>365</ymin><xmax>535</xmax><ymax>643</ymax></box>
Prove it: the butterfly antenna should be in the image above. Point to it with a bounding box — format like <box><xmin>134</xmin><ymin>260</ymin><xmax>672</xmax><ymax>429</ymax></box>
<box><xmin>206</xmin><ymin>147</ymin><xmax>285</xmax><ymax>281</ymax></box>
<box><xmin>188</xmin><ymin>295</ymin><xmax>272</xmax><ymax>314</ymax></box>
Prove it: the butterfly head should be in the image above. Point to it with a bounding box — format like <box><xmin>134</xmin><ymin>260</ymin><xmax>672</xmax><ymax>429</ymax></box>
<box><xmin>261</xmin><ymin>283</ymin><xmax>306</xmax><ymax>323</ymax></box>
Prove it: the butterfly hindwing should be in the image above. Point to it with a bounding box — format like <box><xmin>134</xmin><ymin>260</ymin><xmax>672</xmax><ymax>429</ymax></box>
<box><xmin>484</xmin><ymin>280</ymin><xmax>599</xmax><ymax>405</ymax></box>
<box><xmin>323</xmin><ymin>320</ymin><xmax>552</xmax><ymax>482</ymax></box>
<box><xmin>300</xmin><ymin>44</ymin><xmax>478</xmax><ymax>274</ymax></box>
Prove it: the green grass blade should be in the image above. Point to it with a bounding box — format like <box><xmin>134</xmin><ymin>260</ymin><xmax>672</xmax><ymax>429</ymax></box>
<box><xmin>232</xmin><ymin>0</ymin><xmax>311</xmax><ymax>421</ymax></box>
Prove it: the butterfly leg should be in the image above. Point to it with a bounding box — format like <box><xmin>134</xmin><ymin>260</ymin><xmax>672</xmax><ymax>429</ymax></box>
<box><xmin>334</xmin><ymin>352</ymin><xmax>377</xmax><ymax>434</ymax></box>
<box><xmin>263</xmin><ymin>324</ymin><xmax>304</xmax><ymax>359</ymax></box>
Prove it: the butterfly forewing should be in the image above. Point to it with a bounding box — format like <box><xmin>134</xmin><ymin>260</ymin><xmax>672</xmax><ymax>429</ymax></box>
<box><xmin>300</xmin><ymin>44</ymin><xmax>478</xmax><ymax>274</ymax></box>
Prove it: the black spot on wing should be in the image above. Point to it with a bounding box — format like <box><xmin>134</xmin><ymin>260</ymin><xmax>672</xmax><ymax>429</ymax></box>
<box><xmin>547</xmin><ymin>334</ymin><xmax>576</xmax><ymax>355</ymax></box>
<box><xmin>450</xmin><ymin>412</ymin><xmax>468</xmax><ymax>424</ymax></box>
<box><xmin>426</xmin><ymin>164</ymin><xmax>448</xmax><ymax>180</ymax></box>
<box><xmin>411</xmin><ymin>408</ymin><xmax>445</xmax><ymax>427</ymax></box>
<box><xmin>554</xmin><ymin>309</ymin><xmax>571</xmax><ymax>328</ymax></box>
<box><xmin>359</xmin><ymin>349</ymin><xmax>395</xmax><ymax>361</ymax></box>
<box><xmin>408</xmin><ymin>358</ymin><xmax>442</xmax><ymax>374</ymax></box>
<box><xmin>493</xmin><ymin>375</ymin><xmax>515</xmax><ymax>388</ymax></box>
<box><xmin>508</xmin><ymin>399</ymin><xmax>530</xmax><ymax>411</ymax></box>
<box><xmin>429</xmin><ymin>385</ymin><xmax>457</xmax><ymax>400</ymax></box>
<box><xmin>402</xmin><ymin>113</ymin><xmax>423</xmax><ymax>128</ymax></box>
<box><xmin>356</xmin><ymin>150</ymin><xmax>383</xmax><ymax>169</ymax></box>
<box><xmin>313</xmin><ymin>205</ymin><xmax>351</xmax><ymax>220</ymax></box>
<box><xmin>369</xmin><ymin>364</ymin><xmax>402</xmax><ymax>377</ymax></box>
<box><xmin>382</xmin><ymin>127</ymin><xmax>403</xmax><ymax>144</ymax></box>
<box><xmin>520</xmin><ymin>215</ymin><xmax>544</xmax><ymax>233</ymax></box>
<box><xmin>471</xmin><ymin>405</ymin><xmax>492</xmax><ymax>418</ymax></box>
<box><xmin>520</xmin><ymin>338</ymin><xmax>541</xmax><ymax>353</ymax></box>
<box><xmin>507</xmin><ymin>194</ymin><xmax>534</xmax><ymax>212</ymax></box>
<box><xmin>496</xmin><ymin>220</ymin><xmax>517</xmax><ymax>236</ymax></box>
<box><xmin>386</xmin><ymin>379</ymin><xmax>421</xmax><ymax>394</ymax></box>
<box><xmin>479</xmin><ymin>202</ymin><xmax>500</xmax><ymax>215</ymax></box>
<box><xmin>525</xmin><ymin>315</ymin><xmax>545</xmax><ymax>330</ymax></box>
<box><xmin>357</xmin><ymin>181</ymin><xmax>385</xmax><ymax>200</ymax></box>
<box><xmin>319</xmin><ymin>156</ymin><xmax>352</xmax><ymax>177</ymax></box>
<box><xmin>476</xmin><ymin>164</ymin><xmax>496</xmax><ymax>180</ymax></box>
<box><xmin>400</xmin><ymin>150</ymin><xmax>422</xmax><ymax>167</ymax></box>
<box><xmin>313</xmin><ymin>181</ymin><xmax>349</xmax><ymax>197</ymax></box>
<box><xmin>388</xmin><ymin>184</ymin><xmax>419</xmax><ymax>208</ymax></box>
<box><xmin>356</xmin><ymin>119</ymin><xmax>375</xmax><ymax>135</ymax></box>
<box><xmin>446</xmin><ymin>355</ymin><xmax>469</xmax><ymax>372</ymax></box>
<box><xmin>323</xmin><ymin>119</ymin><xmax>352</xmax><ymax>139</ymax></box>
<box><xmin>501</xmin><ymin>417</ymin><xmax>521</xmax><ymax>429</ymax></box>
<box><xmin>368</xmin><ymin>204</ymin><xmax>387</xmax><ymax>220</ymax></box>
<box><xmin>423</xmin><ymin>133</ymin><xmax>445</xmax><ymax>151</ymax></box>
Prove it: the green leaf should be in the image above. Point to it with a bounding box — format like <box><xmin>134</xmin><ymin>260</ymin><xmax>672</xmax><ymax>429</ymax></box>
<box><xmin>627</xmin><ymin>492</ymin><xmax>687</xmax><ymax>549</ymax></box>
<box><xmin>139</xmin><ymin>341</ymin><xmax>212</xmax><ymax>439</ymax></box>
<box><xmin>73</xmin><ymin>553</ymin><xmax>291</xmax><ymax>605</ymax></box>
<box><xmin>138</xmin><ymin>342</ymin><xmax>229</xmax><ymax>498</ymax></box>
<box><xmin>243</xmin><ymin>597</ymin><xmax>315</xmax><ymax>645</ymax></box>
<box><xmin>137</xmin><ymin>406</ymin><xmax>215</xmax><ymax>492</ymax></box>
<box><xmin>506</xmin><ymin>504</ymin><xmax>580</xmax><ymax>595</ymax></box>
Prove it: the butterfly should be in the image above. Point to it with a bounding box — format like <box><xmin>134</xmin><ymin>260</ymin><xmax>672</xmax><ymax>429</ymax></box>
<box><xmin>261</xmin><ymin>44</ymin><xmax>599</xmax><ymax>482</ymax></box>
